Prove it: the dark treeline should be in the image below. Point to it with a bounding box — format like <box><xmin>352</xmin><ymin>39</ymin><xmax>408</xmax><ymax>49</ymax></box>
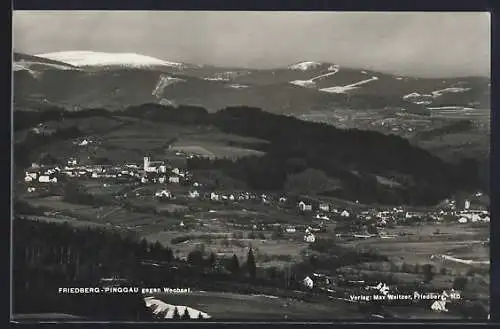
<box><xmin>13</xmin><ymin>218</ymin><xmax>395</xmax><ymax>319</ymax></box>
<box><xmin>13</xmin><ymin>217</ymin><xmax>155</xmax><ymax>320</ymax></box>
<box><xmin>14</xmin><ymin>104</ymin><xmax>483</xmax><ymax>205</ymax></box>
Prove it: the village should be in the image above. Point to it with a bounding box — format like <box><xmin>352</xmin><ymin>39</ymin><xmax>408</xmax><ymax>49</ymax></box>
<box><xmin>22</xmin><ymin>141</ymin><xmax>490</xmax><ymax>245</ymax></box>
<box><xmin>15</xmin><ymin>135</ymin><xmax>491</xmax><ymax>319</ymax></box>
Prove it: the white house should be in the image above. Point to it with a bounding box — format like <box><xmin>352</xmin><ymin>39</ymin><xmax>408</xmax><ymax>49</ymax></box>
<box><xmin>458</xmin><ymin>217</ymin><xmax>468</xmax><ymax>224</ymax></box>
<box><xmin>279</xmin><ymin>196</ymin><xmax>287</xmax><ymax>203</ymax></box>
<box><xmin>159</xmin><ymin>165</ymin><xmax>167</xmax><ymax>173</ymax></box>
<box><xmin>229</xmin><ymin>194</ymin><xmax>235</xmax><ymax>201</ymax></box>
<box><xmin>298</xmin><ymin>201</ymin><xmax>312</xmax><ymax>212</ymax></box>
<box><xmin>482</xmin><ymin>216</ymin><xmax>490</xmax><ymax>223</ymax></box>
<box><xmin>193</xmin><ymin>182</ymin><xmax>200</xmax><ymax>187</ymax></box>
<box><xmin>78</xmin><ymin>139</ymin><xmax>89</xmax><ymax>146</ymax></box>
<box><xmin>188</xmin><ymin>190</ymin><xmax>200</xmax><ymax>199</ymax></box>
<box><xmin>24</xmin><ymin>176</ymin><xmax>33</xmax><ymax>182</ymax></box>
<box><xmin>158</xmin><ymin>176</ymin><xmax>166</xmax><ymax>184</ymax></box>
<box><xmin>340</xmin><ymin>210</ymin><xmax>350</xmax><ymax>217</ymax></box>
<box><xmin>38</xmin><ymin>175</ymin><xmax>53</xmax><ymax>183</ymax></box>
<box><xmin>430</xmin><ymin>300</ymin><xmax>448</xmax><ymax>312</ymax></box>
<box><xmin>304</xmin><ymin>232</ymin><xmax>316</xmax><ymax>243</ymax></box>
<box><xmin>155</xmin><ymin>189</ymin><xmax>172</xmax><ymax>199</ymax></box>
<box><xmin>210</xmin><ymin>192</ymin><xmax>220</xmax><ymax>201</ymax></box>
<box><xmin>141</xmin><ymin>177</ymin><xmax>148</xmax><ymax>184</ymax></box>
<box><xmin>319</xmin><ymin>203</ymin><xmax>330</xmax><ymax>212</ymax></box>
<box><xmin>303</xmin><ymin>276</ymin><xmax>314</xmax><ymax>289</ymax></box>
<box><xmin>169</xmin><ymin>176</ymin><xmax>180</xmax><ymax>184</ymax></box>
<box><xmin>27</xmin><ymin>187</ymin><xmax>36</xmax><ymax>193</ymax></box>
<box><xmin>172</xmin><ymin>168</ymin><xmax>180</xmax><ymax>175</ymax></box>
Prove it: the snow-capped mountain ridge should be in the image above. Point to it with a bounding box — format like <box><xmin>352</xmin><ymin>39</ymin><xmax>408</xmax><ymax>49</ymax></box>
<box><xmin>288</xmin><ymin>61</ymin><xmax>324</xmax><ymax>71</ymax></box>
<box><xmin>36</xmin><ymin>51</ymin><xmax>188</xmax><ymax>69</ymax></box>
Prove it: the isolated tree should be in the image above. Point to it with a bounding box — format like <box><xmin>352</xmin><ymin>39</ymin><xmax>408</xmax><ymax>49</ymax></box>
<box><xmin>172</xmin><ymin>307</ymin><xmax>181</xmax><ymax>319</ymax></box>
<box><xmin>229</xmin><ymin>254</ymin><xmax>240</xmax><ymax>275</ymax></box>
<box><xmin>422</xmin><ymin>264</ymin><xmax>435</xmax><ymax>283</ymax></box>
<box><xmin>247</xmin><ymin>248</ymin><xmax>257</xmax><ymax>279</ymax></box>
<box><xmin>197</xmin><ymin>312</ymin><xmax>204</xmax><ymax>320</ymax></box>
<box><xmin>181</xmin><ymin>308</ymin><xmax>191</xmax><ymax>320</ymax></box>
<box><xmin>187</xmin><ymin>249</ymin><xmax>204</xmax><ymax>266</ymax></box>
<box><xmin>207</xmin><ymin>252</ymin><xmax>217</xmax><ymax>267</ymax></box>
<box><xmin>164</xmin><ymin>247</ymin><xmax>174</xmax><ymax>262</ymax></box>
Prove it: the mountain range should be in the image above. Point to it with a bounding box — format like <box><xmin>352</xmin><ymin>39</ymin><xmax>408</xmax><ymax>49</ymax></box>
<box><xmin>12</xmin><ymin>51</ymin><xmax>491</xmax><ymax>161</ymax></box>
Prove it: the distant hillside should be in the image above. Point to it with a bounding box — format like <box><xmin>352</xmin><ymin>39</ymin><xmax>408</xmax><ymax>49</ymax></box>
<box><xmin>12</xmin><ymin>51</ymin><xmax>490</xmax><ymax>164</ymax></box>
<box><xmin>14</xmin><ymin>104</ymin><xmax>485</xmax><ymax>206</ymax></box>
<box><xmin>13</xmin><ymin>52</ymin><xmax>490</xmax><ymax>113</ymax></box>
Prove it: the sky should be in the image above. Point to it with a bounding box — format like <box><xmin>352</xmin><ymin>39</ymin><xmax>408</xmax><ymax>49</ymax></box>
<box><xmin>13</xmin><ymin>11</ymin><xmax>491</xmax><ymax>78</ymax></box>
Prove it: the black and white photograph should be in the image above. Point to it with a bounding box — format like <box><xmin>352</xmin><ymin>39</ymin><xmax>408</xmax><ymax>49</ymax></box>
<box><xmin>12</xmin><ymin>11</ymin><xmax>491</xmax><ymax>321</ymax></box>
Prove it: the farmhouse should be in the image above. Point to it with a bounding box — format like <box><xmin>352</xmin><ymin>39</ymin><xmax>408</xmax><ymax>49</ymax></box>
<box><xmin>304</xmin><ymin>232</ymin><xmax>316</xmax><ymax>243</ymax></box>
<box><xmin>319</xmin><ymin>203</ymin><xmax>330</xmax><ymax>212</ymax></box>
<box><xmin>210</xmin><ymin>192</ymin><xmax>220</xmax><ymax>201</ymax></box>
<box><xmin>315</xmin><ymin>214</ymin><xmax>330</xmax><ymax>220</ymax></box>
<box><xmin>155</xmin><ymin>189</ymin><xmax>173</xmax><ymax>199</ymax></box>
<box><xmin>298</xmin><ymin>201</ymin><xmax>313</xmax><ymax>212</ymax></box>
<box><xmin>38</xmin><ymin>175</ymin><xmax>57</xmax><ymax>183</ymax></box>
<box><xmin>169</xmin><ymin>176</ymin><xmax>180</xmax><ymax>184</ymax></box>
<box><xmin>303</xmin><ymin>276</ymin><xmax>314</xmax><ymax>289</ymax></box>
<box><xmin>340</xmin><ymin>210</ymin><xmax>350</xmax><ymax>217</ymax></box>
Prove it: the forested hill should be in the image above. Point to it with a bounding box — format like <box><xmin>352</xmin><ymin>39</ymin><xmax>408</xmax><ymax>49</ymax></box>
<box><xmin>15</xmin><ymin>104</ymin><xmax>483</xmax><ymax>205</ymax></box>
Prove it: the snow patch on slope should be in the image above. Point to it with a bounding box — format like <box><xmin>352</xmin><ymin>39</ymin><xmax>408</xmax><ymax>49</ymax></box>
<box><xmin>227</xmin><ymin>84</ymin><xmax>249</xmax><ymax>89</ymax></box>
<box><xmin>13</xmin><ymin>62</ymin><xmax>43</xmax><ymax>79</ymax></box>
<box><xmin>15</xmin><ymin>60</ymin><xmax>77</xmax><ymax>71</ymax></box>
<box><xmin>204</xmin><ymin>71</ymin><xmax>249</xmax><ymax>81</ymax></box>
<box><xmin>144</xmin><ymin>297</ymin><xmax>211</xmax><ymax>319</ymax></box>
<box><xmin>36</xmin><ymin>51</ymin><xmax>186</xmax><ymax>69</ymax></box>
<box><xmin>319</xmin><ymin>76</ymin><xmax>379</xmax><ymax>94</ymax></box>
<box><xmin>289</xmin><ymin>61</ymin><xmax>323</xmax><ymax>71</ymax></box>
<box><xmin>290</xmin><ymin>68</ymin><xmax>340</xmax><ymax>88</ymax></box>
<box><xmin>431</xmin><ymin>87</ymin><xmax>471</xmax><ymax>97</ymax></box>
<box><xmin>152</xmin><ymin>74</ymin><xmax>185</xmax><ymax>98</ymax></box>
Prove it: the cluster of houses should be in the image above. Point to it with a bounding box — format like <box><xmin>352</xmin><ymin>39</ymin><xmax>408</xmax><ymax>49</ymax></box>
<box><xmin>24</xmin><ymin>163</ymin><xmax>59</xmax><ymax>185</ymax></box>
<box><xmin>456</xmin><ymin>209</ymin><xmax>490</xmax><ymax>224</ymax></box>
<box><xmin>22</xmin><ymin>155</ymin><xmax>193</xmax><ymax>193</ymax></box>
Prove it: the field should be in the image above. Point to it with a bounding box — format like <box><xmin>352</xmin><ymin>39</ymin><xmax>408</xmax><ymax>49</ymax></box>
<box><xmin>34</xmin><ymin>118</ymin><xmax>269</xmax><ymax>165</ymax></box>
<box><xmin>336</xmin><ymin>222</ymin><xmax>490</xmax><ymax>308</ymax></box>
